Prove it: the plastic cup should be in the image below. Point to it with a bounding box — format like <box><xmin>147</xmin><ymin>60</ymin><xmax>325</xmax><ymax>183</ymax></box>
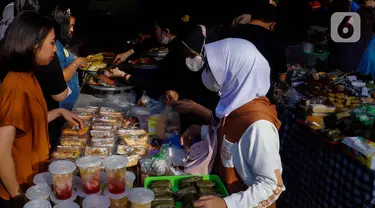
<box><xmin>72</xmin><ymin>175</ymin><xmax>81</xmax><ymax>190</ymax></box>
<box><xmin>104</xmin><ymin>187</ymin><xmax>128</xmax><ymax>208</ymax></box>
<box><xmin>49</xmin><ymin>160</ymin><xmax>76</xmax><ymax>200</ymax></box>
<box><xmin>103</xmin><ymin>156</ymin><xmax>128</xmax><ymax>194</ymax></box>
<box><xmin>53</xmin><ymin>201</ymin><xmax>80</xmax><ymax>208</ymax></box>
<box><xmin>147</xmin><ymin>115</ymin><xmax>159</xmax><ymax>135</ymax></box>
<box><xmin>24</xmin><ymin>199</ymin><xmax>52</xmax><ymax>208</ymax></box>
<box><xmin>82</xmin><ymin>195</ymin><xmax>110</xmax><ymax>208</ymax></box>
<box><xmin>26</xmin><ymin>183</ymin><xmax>52</xmax><ymax>201</ymax></box>
<box><xmin>76</xmin><ymin>156</ymin><xmax>102</xmax><ymax>194</ymax></box>
<box><xmin>128</xmin><ymin>188</ymin><xmax>154</xmax><ymax>208</ymax></box>
<box><xmin>50</xmin><ymin>190</ymin><xmax>77</xmax><ymax>205</ymax></box>
<box><xmin>33</xmin><ymin>172</ymin><xmax>53</xmax><ymax>186</ymax></box>
<box><xmin>125</xmin><ymin>171</ymin><xmax>136</xmax><ymax>189</ymax></box>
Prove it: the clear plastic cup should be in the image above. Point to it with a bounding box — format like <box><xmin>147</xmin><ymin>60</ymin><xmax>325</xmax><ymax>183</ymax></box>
<box><xmin>33</xmin><ymin>172</ymin><xmax>53</xmax><ymax>186</ymax></box>
<box><xmin>53</xmin><ymin>201</ymin><xmax>80</xmax><ymax>208</ymax></box>
<box><xmin>104</xmin><ymin>187</ymin><xmax>128</xmax><ymax>208</ymax></box>
<box><xmin>50</xmin><ymin>190</ymin><xmax>77</xmax><ymax>205</ymax></box>
<box><xmin>125</xmin><ymin>171</ymin><xmax>136</xmax><ymax>189</ymax></box>
<box><xmin>76</xmin><ymin>156</ymin><xmax>102</xmax><ymax>194</ymax></box>
<box><xmin>128</xmin><ymin>188</ymin><xmax>154</xmax><ymax>208</ymax></box>
<box><xmin>103</xmin><ymin>156</ymin><xmax>128</xmax><ymax>194</ymax></box>
<box><xmin>49</xmin><ymin>160</ymin><xmax>76</xmax><ymax>200</ymax></box>
<box><xmin>26</xmin><ymin>183</ymin><xmax>52</xmax><ymax>201</ymax></box>
<box><xmin>82</xmin><ymin>195</ymin><xmax>110</xmax><ymax>208</ymax></box>
<box><xmin>24</xmin><ymin>199</ymin><xmax>52</xmax><ymax>208</ymax></box>
<box><xmin>72</xmin><ymin>175</ymin><xmax>81</xmax><ymax>190</ymax></box>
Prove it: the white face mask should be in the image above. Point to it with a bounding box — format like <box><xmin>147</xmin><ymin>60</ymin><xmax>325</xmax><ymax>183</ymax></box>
<box><xmin>201</xmin><ymin>68</ymin><xmax>220</xmax><ymax>92</ymax></box>
<box><xmin>161</xmin><ymin>35</ymin><xmax>170</xmax><ymax>45</ymax></box>
<box><xmin>186</xmin><ymin>56</ymin><xmax>205</xmax><ymax>72</ymax></box>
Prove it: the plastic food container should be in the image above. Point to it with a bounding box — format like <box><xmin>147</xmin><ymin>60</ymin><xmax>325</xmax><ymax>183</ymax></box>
<box><xmin>33</xmin><ymin>172</ymin><xmax>53</xmax><ymax>186</ymax></box>
<box><xmin>50</xmin><ymin>190</ymin><xmax>77</xmax><ymax>205</ymax></box>
<box><xmin>53</xmin><ymin>201</ymin><xmax>80</xmax><ymax>208</ymax></box>
<box><xmin>126</xmin><ymin>171</ymin><xmax>136</xmax><ymax>189</ymax></box>
<box><xmin>82</xmin><ymin>195</ymin><xmax>110</xmax><ymax>208</ymax></box>
<box><xmin>24</xmin><ymin>199</ymin><xmax>52</xmax><ymax>208</ymax></box>
<box><xmin>103</xmin><ymin>155</ymin><xmax>128</xmax><ymax>194</ymax></box>
<box><xmin>26</xmin><ymin>183</ymin><xmax>52</xmax><ymax>201</ymax></box>
<box><xmin>104</xmin><ymin>187</ymin><xmax>128</xmax><ymax>208</ymax></box>
<box><xmin>76</xmin><ymin>156</ymin><xmax>102</xmax><ymax>194</ymax></box>
<box><xmin>72</xmin><ymin>175</ymin><xmax>81</xmax><ymax>190</ymax></box>
<box><xmin>147</xmin><ymin>115</ymin><xmax>159</xmax><ymax>135</ymax></box>
<box><xmin>49</xmin><ymin>160</ymin><xmax>76</xmax><ymax>200</ymax></box>
<box><xmin>128</xmin><ymin>188</ymin><xmax>154</xmax><ymax>208</ymax></box>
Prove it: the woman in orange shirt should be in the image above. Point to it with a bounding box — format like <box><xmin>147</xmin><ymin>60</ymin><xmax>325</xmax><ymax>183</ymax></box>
<box><xmin>0</xmin><ymin>11</ymin><xmax>83</xmax><ymax>206</ymax></box>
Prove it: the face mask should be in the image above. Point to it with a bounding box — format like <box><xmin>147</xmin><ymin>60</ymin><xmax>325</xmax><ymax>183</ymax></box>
<box><xmin>161</xmin><ymin>35</ymin><xmax>170</xmax><ymax>45</ymax></box>
<box><xmin>201</xmin><ymin>68</ymin><xmax>220</xmax><ymax>92</ymax></box>
<box><xmin>186</xmin><ymin>56</ymin><xmax>205</xmax><ymax>72</ymax></box>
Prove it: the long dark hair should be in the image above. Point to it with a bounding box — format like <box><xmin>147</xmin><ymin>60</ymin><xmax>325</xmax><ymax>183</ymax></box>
<box><xmin>14</xmin><ymin>0</ymin><xmax>40</xmax><ymax>16</ymax></box>
<box><xmin>50</xmin><ymin>5</ymin><xmax>71</xmax><ymax>45</ymax></box>
<box><xmin>0</xmin><ymin>11</ymin><xmax>53</xmax><ymax>79</ymax></box>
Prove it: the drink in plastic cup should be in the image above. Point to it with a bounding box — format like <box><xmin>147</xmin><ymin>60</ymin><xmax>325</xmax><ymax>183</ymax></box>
<box><xmin>104</xmin><ymin>187</ymin><xmax>128</xmax><ymax>208</ymax></box>
<box><xmin>82</xmin><ymin>195</ymin><xmax>110</xmax><ymax>208</ymax></box>
<box><xmin>125</xmin><ymin>171</ymin><xmax>136</xmax><ymax>189</ymax></box>
<box><xmin>53</xmin><ymin>201</ymin><xmax>80</xmax><ymax>208</ymax></box>
<box><xmin>24</xmin><ymin>199</ymin><xmax>52</xmax><ymax>208</ymax></box>
<box><xmin>103</xmin><ymin>155</ymin><xmax>128</xmax><ymax>194</ymax></box>
<box><xmin>76</xmin><ymin>156</ymin><xmax>102</xmax><ymax>194</ymax></box>
<box><xmin>26</xmin><ymin>183</ymin><xmax>52</xmax><ymax>201</ymax></box>
<box><xmin>128</xmin><ymin>188</ymin><xmax>154</xmax><ymax>208</ymax></box>
<box><xmin>49</xmin><ymin>160</ymin><xmax>76</xmax><ymax>200</ymax></box>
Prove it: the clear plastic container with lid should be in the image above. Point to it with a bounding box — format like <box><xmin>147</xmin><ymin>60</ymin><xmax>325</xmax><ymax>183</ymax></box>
<box><xmin>126</xmin><ymin>171</ymin><xmax>136</xmax><ymax>189</ymax></box>
<box><xmin>50</xmin><ymin>190</ymin><xmax>77</xmax><ymax>205</ymax></box>
<box><xmin>33</xmin><ymin>172</ymin><xmax>53</xmax><ymax>186</ymax></box>
<box><xmin>76</xmin><ymin>156</ymin><xmax>102</xmax><ymax>194</ymax></box>
<box><xmin>82</xmin><ymin>195</ymin><xmax>110</xmax><ymax>208</ymax></box>
<box><xmin>103</xmin><ymin>155</ymin><xmax>128</xmax><ymax>194</ymax></box>
<box><xmin>104</xmin><ymin>187</ymin><xmax>128</xmax><ymax>208</ymax></box>
<box><xmin>49</xmin><ymin>160</ymin><xmax>76</xmax><ymax>200</ymax></box>
<box><xmin>24</xmin><ymin>199</ymin><xmax>52</xmax><ymax>208</ymax></box>
<box><xmin>128</xmin><ymin>188</ymin><xmax>154</xmax><ymax>208</ymax></box>
<box><xmin>53</xmin><ymin>201</ymin><xmax>80</xmax><ymax>208</ymax></box>
<box><xmin>26</xmin><ymin>183</ymin><xmax>52</xmax><ymax>201</ymax></box>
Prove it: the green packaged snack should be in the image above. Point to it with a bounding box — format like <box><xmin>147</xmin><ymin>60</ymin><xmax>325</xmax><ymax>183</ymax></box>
<box><xmin>196</xmin><ymin>180</ymin><xmax>216</xmax><ymax>188</ymax></box>
<box><xmin>149</xmin><ymin>180</ymin><xmax>172</xmax><ymax>189</ymax></box>
<box><xmin>151</xmin><ymin>187</ymin><xmax>174</xmax><ymax>197</ymax></box>
<box><xmin>176</xmin><ymin>186</ymin><xmax>197</xmax><ymax>201</ymax></box>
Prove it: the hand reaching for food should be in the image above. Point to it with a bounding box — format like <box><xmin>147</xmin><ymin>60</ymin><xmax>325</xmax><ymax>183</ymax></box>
<box><xmin>232</xmin><ymin>14</ymin><xmax>251</xmax><ymax>25</ymax></box>
<box><xmin>74</xmin><ymin>57</ymin><xmax>88</xmax><ymax>68</ymax></box>
<box><xmin>164</xmin><ymin>90</ymin><xmax>179</xmax><ymax>104</ymax></box>
<box><xmin>108</xmin><ymin>67</ymin><xmax>126</xmax><ymax>79</ymax></box>
<box><xmin>114</xmin><ymin>49</ymin><xmax>134</xmax><ymax>65</ymax></box>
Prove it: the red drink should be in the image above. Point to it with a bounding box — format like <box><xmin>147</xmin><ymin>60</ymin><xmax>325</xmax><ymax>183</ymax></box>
<box><xmin>76</xmin><ymin>156</ymin><xmax>103</xmax><ymax>195</ymax></box>
<box><xmin>53</xmin><ymin>174</ymin><xmax>73</xmax><ymax>200</ymax></box>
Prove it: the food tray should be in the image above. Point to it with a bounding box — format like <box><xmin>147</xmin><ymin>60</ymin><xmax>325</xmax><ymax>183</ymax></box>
<box><xmin>89</xmin><ymin>84</ymin><xmax>135</xmax><ymax>91</ymax></box>
<box><xmin>144</xmin><ymin>175</ymin><xmax>229</xmax><ymax>208</ymax></box>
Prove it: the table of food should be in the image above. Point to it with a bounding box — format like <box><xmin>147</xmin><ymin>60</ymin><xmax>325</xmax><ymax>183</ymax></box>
<box><xmin>23</xmin><ymin>103</ymin><xmax>229</xmax><ymax>208</ymax></box>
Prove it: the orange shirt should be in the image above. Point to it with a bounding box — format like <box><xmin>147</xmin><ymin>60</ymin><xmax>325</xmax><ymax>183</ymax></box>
<box><xmin>0</xmin><ymin>72</ymin><xmax>50</xmax><ymax>200</ymax></box>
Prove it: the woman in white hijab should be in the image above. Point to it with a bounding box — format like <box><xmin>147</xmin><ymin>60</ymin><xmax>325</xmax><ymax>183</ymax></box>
<box><xmin>0</xmin><ymin>2</ymin><xmax>14</xmax><ymax>40</ymax></box>
<box><xmin>182</xmin><ymin>38</ymin><xmax>285</xmax><ymax>208</ymax></box>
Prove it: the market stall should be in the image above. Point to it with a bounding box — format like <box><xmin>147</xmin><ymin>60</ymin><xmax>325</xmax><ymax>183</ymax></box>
<box><xmin>275</xmin><ymin>65</ymin><xmax>375</xmax><ymax>208</ymax></box>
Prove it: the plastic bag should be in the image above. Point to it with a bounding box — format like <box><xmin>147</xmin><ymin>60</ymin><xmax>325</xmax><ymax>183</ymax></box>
<box><xmin>140</xmin><ymin>145</ymin><xmax>172</xmax><ymax>176</ymax></box>
<box><xmin>102</xmin><ymin>90</ymin><xmax>136</xmax><ymax>110</ymax></box>
<box><xmin>156</xmin><ymin>106</ymin><xmax>180</xmax><ymax>139</ymax></box>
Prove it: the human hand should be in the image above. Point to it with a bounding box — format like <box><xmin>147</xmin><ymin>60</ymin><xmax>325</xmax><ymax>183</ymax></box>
<box><xmin>232</xmin><ymin>14</ymin><xmax>251</xmax><ymax>25</ymax></box>
<box><xmin>181</xmin><ymin>125</ymin><xmax>202</xmax><ymax>150</ymax></box>
<box><xmin>114</xmin><ymin>50</ymin><xmax>132</xmax><ymax>65</ymax></box>
<box><xmin>59</xmin><ymin>109</ymin><xmax>83</xmax><ymax>129</ymax></box>
<box><xmin>164</xmin><ymin>90</ymin><xmax>179</xmax><ymax>104</ymax></box>
<box><xmin>194</xmin><ymin>195</ymin><xmax>227</xmax><ymax>208</ymax></box>
<box><xmin>74</xmin><ymin>57</ymin><xmax>88</xmax><ymax>68</ymax></box>
<box><xmin>108</xmin><ymin>67</ymin><xmax>126</xmax><ymax>79</ymax></box>
<box><xmin>171</xmin><ymin>99</ymin><xmax>196</xmax><ymax>113</ymax></box>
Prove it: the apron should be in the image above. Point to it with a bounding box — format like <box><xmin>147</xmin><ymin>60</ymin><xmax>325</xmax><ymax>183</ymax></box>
<box><xmin>357</xmin><ymin>36</ymin><xmax>375</xmax><ymax>79</ymax></box>
<box><xmin>55</xmin><ymin>40</ymin><xmax>79</xmax><ymax>110</ymax></box>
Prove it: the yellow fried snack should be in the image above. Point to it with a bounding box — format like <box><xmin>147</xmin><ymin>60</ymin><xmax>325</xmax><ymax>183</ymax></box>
<box><xmin>87</xmin><ymin>53</ymin><xmax>104</xmax><ymax>62</ymax></box>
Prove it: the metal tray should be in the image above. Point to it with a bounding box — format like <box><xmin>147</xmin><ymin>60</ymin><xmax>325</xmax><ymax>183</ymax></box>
<box><xmin>88</xmin><ymin>84</ymin><xmax>134</xmax><ymax>91</ymax></box>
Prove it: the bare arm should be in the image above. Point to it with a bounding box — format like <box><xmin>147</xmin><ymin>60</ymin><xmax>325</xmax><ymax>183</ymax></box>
<box><xmin>62</xmin><ymin>62</ymin><xmax>79</xmax><ymax>82</ymax></box>
<box><xmin>48</xmin><ymin>108</ymin><xmax>62</xmax><ymax>123</ymax></box>
<box><xmin>0</xmin><ymin>126</ymin><xmax>22</xmax><ymax>197</ymax></box>
<box><xmin>51</xmin><ymin>88</ymin><xmax>69</xmax><ymax>102</ymax></box>
<box><xmin>192</xmin><ymin>102</ymin><xmax>212</xmax><ymax>122</ymax></box>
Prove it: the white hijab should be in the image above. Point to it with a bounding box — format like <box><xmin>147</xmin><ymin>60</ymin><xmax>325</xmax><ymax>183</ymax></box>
<box><xmin>0</xmin><ymin>2</ymin><xmax>14</xmax><ymax>40</ymax></box>
<box><xmin>205</xmin><ymin>38</ymin><xmax>271</xmax><ymax>118</ymax></box>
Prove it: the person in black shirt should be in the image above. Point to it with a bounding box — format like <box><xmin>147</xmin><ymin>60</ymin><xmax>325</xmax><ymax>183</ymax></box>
<box><xmin>226</xmin><ymin>3</ymin><xmax>287</xmax><ymax>102</ymax></box>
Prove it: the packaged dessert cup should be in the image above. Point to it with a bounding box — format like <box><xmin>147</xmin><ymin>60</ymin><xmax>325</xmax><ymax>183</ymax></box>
<box><xmin>26</xmin><ymin>183</ymin><xmax>52</xmax><ymax>201</ymax></box>
<box><xmin>126</xmin><ymin>171</ymin><xmax>136</xmax><ymax>189</ymax></box>
<box><xmin>103</xmin><ymin>155</ymin><xmax>128</xmax><ymax>194</ymax></box>
<box><xmin>53</xmin><ymin>201</ymin><xmax>80</xmax><ymax>208</ymax></box>
<box><xmin>104</xmin><ymin>187</ymin><xmax>128</xmax><ymax>208</ymax></box>
<box><xmin>128</xmin><ymin>188</ymin><xmax>154</xmax><ymax>208</ymax></box>
<box><xmin>100</xmin><ymin>171</ymin><xmax>107</xmax><ymax>190</ymax></box>
<box><xmin>24</xmin><ymin>199</ymin><xmax>52</xmax><ymax>208</ymax></box>
<box><xmin>82</xmin><ymin>195</ymin><xmax>110</xmax><ymax>208</ymax></box>
<box><xmin>49</xmin><ymin>160</ymin><xmax>76</xmax><ymax>200</ymax></box>
<box><xmin>76</xmin><ymin>156</ymin><xmax>102</xmax><ymax>194</ymax></box>
<box><xmin>33</xmin><ymin>172</ymin><xmax>53</xmax><ymax>186</ymax></box>
<box><xmin>72</xmin><ymin>175</ymin><xmax>81</xmax><ymax>190</ymax></box>
<box><xmin>50</xmin><ymin>190</ymin><xmax>77</xmax><ymax>205</ymax></box>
